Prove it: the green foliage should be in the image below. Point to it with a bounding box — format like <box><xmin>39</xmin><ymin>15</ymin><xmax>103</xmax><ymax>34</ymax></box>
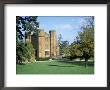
<box><xmin>16</xmin><ymin>16</ymin><xmax>39</xmax><ymax>64</ymax></box>
<box><xmin>58</xmin><ymin>34</ymin><xmax>63</xmax><ymax>55</ymax></box>
<box><xmin>70</xmin><ymin>16</ymin><xmax>94</xmax><ymax>67</ymax></box>
<box><xmin>16</xmin><ymin>16</ymin><xmax>39</xmax><ymax>40</ymax></box>
<box><xmin>58</xmin><ymin>34</ymin><xmax>70</xmax><ymax>56</ymax></box>
<box><xmin>70</xmin><ymin>42</ymin><xmax>83</xmax><ymax>58</ymax></box>
<box><xmin>70</xmin><ymin>28</ymin><xmax>94</xmax><ymax>59</ymax></box>
<box><xmin>60</xmin><ymin>41</ymin><xmax>70</xmax><ymax>56</ymax></box>
<box><xmin>16</xmin><ymin>41</ymin><xmax>35</xmax><ymax>64</ymax></box>
<box><xmin>25</xmin><ymin>42</ymin><xmax>35</xmax><ymax>62</ymax></box>
<box><xmin>16</xmin><ymin>41</ymin><xmax>27</xmax><ymax>63</ymax></box>
<box><xmin>79</xmin><ymin>27</ymin><xmax>94</xmax><ymax>57</ymax></box>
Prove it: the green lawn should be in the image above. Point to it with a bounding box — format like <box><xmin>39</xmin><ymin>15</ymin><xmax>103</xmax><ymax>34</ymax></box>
<box><xmin>16</xmin><ymin>60</ymin><xmax>94</xmax><ymax>74</ymax></box>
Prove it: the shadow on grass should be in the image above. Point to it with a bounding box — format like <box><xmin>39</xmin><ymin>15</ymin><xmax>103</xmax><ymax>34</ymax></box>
<box><xmin>48</xmin><ymin>65</ymin><xmax>59</xmax><ymax>66</ymax></box>
<box><xmin>58</xmin><ymin>65</ymin><xmax>74</xmax><ymax>67</ymax></box>
<box><xmin>16</xmin><ymin>63</ymin><xmax>26</xmax><ymax>65</ymax></box>
<box><xmin>57</xmin><ymin>60</ymin><xmax>94</xmax><ymax>67</ymax></box>
<box><xmin>48</xmin><ymin>64</ymin><xmax>74</xmax><ymax>67</ymax></box>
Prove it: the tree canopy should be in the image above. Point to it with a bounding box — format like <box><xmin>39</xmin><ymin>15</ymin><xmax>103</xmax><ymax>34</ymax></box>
<box><xmin>16</xmin><ymin>16</ymin><xmax>39</xmax><ymax>40</ymax></box>
<box><xmin>70</xmin><ymin>16</ymin><xmax>94</xmax><ymax>67</ymax></box>
<box><xmin>16</xmin><ymin>16</ymin><xmax>39</xmax><ymax>64</ymax></box>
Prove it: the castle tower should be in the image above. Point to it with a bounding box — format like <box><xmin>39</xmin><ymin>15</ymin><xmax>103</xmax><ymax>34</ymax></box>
<box><xmin>37</xmin><ymin>29</ymin><xmax>45</xmax><ymax>58</ymax></box>
<box><xmin>45</xmin><ymin>32</ymin><xmax>50</xmax><ymax>57</ymax></box>
<box><xmin>31</xmin><ymin>29</ymin><xmax>59</xmax><ymax>59</ymax></box>
<box><xmin>49</xmin><ymin>30</ymin><xmax>57</xmax><ymax>57</ymax></box>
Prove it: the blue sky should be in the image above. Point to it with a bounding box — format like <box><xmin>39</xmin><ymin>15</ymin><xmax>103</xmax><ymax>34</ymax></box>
<box><xmin>37</xmin><ymin>16</ymin><xmax>89</xmax><ymax>44</ymax></box>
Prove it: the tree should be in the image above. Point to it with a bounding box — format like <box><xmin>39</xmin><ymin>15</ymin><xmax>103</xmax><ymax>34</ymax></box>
<box><xmin>24</xmin><ymin>16</ymin><xmax>39</xmax><ymax>42</ymax></box>
<box><xmin>58</xmin><ymin>34</ymin><xmax>63</xmax><ymax>55</ymax></box>
<box><xmin>80</xmin><ymin>16</ymin><xmax>94</xmax><ymax>67</ymax></box>
<box><xmin>61</xmin><ymin>40</ymin><xmax>70</xmax><ymax>57</ymax></box>
<box><xmin>16</xmin><ymin>41</ymin><xmax>35</xmax><ymax>64</ymax></box>
<box><xmin>16</xmin><ymin>16</ymin><xmax>39</xmax><ymax>41</ymax></box>
<box><xmin>16</xmin><ymin>16</ymin><xmax>24</xmax><ymax>40</ymax></box>
<box><xmin>79</xmin><ymin>27</ymin><xmax>94</xmax><ymax>67</ymax></box>
<box><xmin>70</xmin><ymin>41</ymin><xmax>83</xmax><ymax>59</ymax></box>
<box><xmin>16</xmin><ymin>41</ymin><xmax>27</xmax><ymax>64</ymax></box>
<box><xmin>25</xmin><ymin>42</ymin><xmax>35</xmax><ymax>63</ymax></box>
<box><xmin>58</xmin><ymin>34</ymin><xmax>70</xmax><ymax>57</ymax></box>
<box><xmin>70</xmin><ymin>16</ymin><xmax>94</xmax><ymax>67</ymax></box>
<box><xmin>16</xmin><ymin>16</ymin><xmax>39</xmax><ymax>64</ymax></box>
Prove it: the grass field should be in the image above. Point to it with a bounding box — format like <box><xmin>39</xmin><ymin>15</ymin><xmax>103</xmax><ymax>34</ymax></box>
<box><xmin>16</xmin><ymin>60</ymin><xmax>94</xmax><ymax>74</ymax></box>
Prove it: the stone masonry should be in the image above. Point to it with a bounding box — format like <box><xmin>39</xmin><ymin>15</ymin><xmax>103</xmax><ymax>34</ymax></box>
<box><xmin>27</xmin><ymin>28</ymin><xmax>59</xmax><ymax>58</ymax></box>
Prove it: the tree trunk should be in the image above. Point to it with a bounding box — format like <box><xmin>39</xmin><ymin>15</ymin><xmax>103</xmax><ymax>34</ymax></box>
<box><xmin>24</xmin><ymin>32</ymin><xmax>26</xmax><ymax>43</ymax></box>
<box><xmin>85</xmin><ymin>58</ymin><xmax>88</xmax><ymax>68</ymax></box>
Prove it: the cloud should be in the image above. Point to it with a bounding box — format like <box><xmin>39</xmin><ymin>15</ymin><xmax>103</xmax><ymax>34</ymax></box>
<box><xmin>55</xmin><ymin>24</ymin><xmax>78</xmax><ymax>30</ymax></box>
<box><xmin>79</xmin><ymin>18</ymin><xmax>87</xmax><ymax>26</ymax></box>
<box><xmin>54</xmin><ymin>24</ymin><xmax>73</xmax><ymax>30</ymax></box>
<box><xmin>71</xmin><ymin>17</ymin><xmax>87</xmax><ymax>28</ymax></box>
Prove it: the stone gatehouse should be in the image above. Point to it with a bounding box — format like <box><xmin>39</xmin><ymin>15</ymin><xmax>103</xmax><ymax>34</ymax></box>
<box><xmin>26</xmin><ymin>28</ymin><xmax>59</xmax><ymax>58</ymax></box>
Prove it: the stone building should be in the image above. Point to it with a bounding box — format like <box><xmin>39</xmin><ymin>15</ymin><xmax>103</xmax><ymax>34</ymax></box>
<box><xmin>27</xmin><ymin>28</ymin><xmax>59</xmax><ymax>58</ymax></box>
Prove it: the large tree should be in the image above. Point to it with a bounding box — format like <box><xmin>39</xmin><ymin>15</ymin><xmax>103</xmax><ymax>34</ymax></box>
<box><xmin>79</xmin><ymin>27</ymin><xmax>94</xmax><ymax>67</ymax></box>
<box><xmin>16</xmin><ymin>16</ymin><xmax>39</xmax><ymax>41</ymax></box>
<box><xmin>70</xmin><ymin>16</ymin><xmax>94</xmax><ymax>67</ymax></box>
<box><xmin>16</xmin><ymin>16</ymin><xmax>39</xmax><ymax>64</ymax></box>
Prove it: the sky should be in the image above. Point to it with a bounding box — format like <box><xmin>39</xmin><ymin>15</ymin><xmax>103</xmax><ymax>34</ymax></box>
<box><xmin>37</xmin><ymin>16</ymin><xmax>89</xmax><ymax>44</ymax></box>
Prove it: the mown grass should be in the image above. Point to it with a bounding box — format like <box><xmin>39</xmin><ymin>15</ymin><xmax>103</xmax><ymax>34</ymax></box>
<box><xmin>16</xmin><ymin>60</ymin><xmax>94</xmax><ymax>74</ymax></box>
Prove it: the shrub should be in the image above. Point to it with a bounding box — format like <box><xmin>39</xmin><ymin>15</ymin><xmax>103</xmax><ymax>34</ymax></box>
<box><xmin>16</xmin><ymin>41</ymin><xmax>27</xmax><ymax>64</ymax></box>
<box><xmin>25</xmin><ymin>42</ymin><xmax>35</xmax><ymax>63</ymax></box>
<box><xmin>16</xmin><ymin>41</ymin><xmax>35</xmax><ymax>64</ymax></box>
